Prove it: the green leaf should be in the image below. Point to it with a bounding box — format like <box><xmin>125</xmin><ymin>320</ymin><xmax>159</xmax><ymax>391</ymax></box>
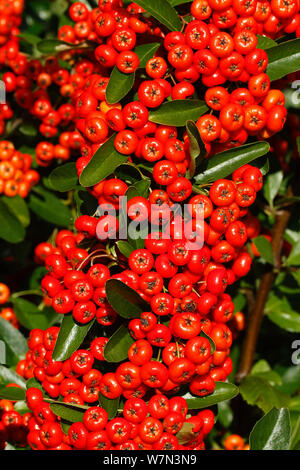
<box><xmin>194</xmin><ymin>141</ymin><xmax>270</xmax><ymax>184</ymax></box>
<box><xmin>105</xmin><ymin>279</ymin><xmax>150</xmax><ymax>319</ymax></box>
<box><xmin>29</xmin><ymin>267</ymin><xmax>47</xmax><ymax>289</ymax></box>
<box><xmin>49</xmin><ymin>403</ymin><xmax>85</xmax><ymax>423</ymax></box>
<box><xmin>4</xmin><ymin>443</ymin><xmax>16</xmax><ymax>450</ymax></box>
<box><xmin>106</xmin><ymin>68</ymin><xmax>135</xmax><ymax>105</ymax></box>
<box><xmin>268</xmin><ymin>308</ymin><xmax>300</xmax><ymax>333</ymax></box>
<box><xmin>114</xmin><ymin>163</ymin><xmax>145</xmax><ymax>185</ymax></box>
<box><xmin>176</xmin><ymin>422</ymin><xmax>195</xmax><ymax>445</ymax></box>
<box><xmin>52</xmin><ymin>315</ymin><xmax>95</xmax><ymax>362</ymax></box>
<box><xmin>116</xmin><ymin>241</ymin><xmax>135</xmax><ymax>258</ymax></box>
<box><xmin>182</xmin><ymin>382</ymin><xmax>239</xmax><ymax>409</ymax></box>
<box><xmin>168</xmin><ymin>0</ymin><xmax>192</xmax><ymax>5</ymax></box>
<box><xmin>0</xmin><ymin>366</ymin><xmax>26</xmax><ymax>388</ymax></box>
<box><xmin>251</xmin><ymin>360</ymin><xmax>282</xmax><ymax>387</ymax></box>
<box><xmin>121</xmin><ymin>181</ymin><xmax>149</xmax><ymax>249</ymax></box>
<box><xmin>233</xmin><ymin>292</ymin><xmax>246</xmax><ymax>312</ymax></box>
<box><xmin>186</xmin><ymin>120</ymin><xmax>207</xmax><ymax>178</ymax></box>
<box><xmin>135</xmin><ymin>42</ymin><xmax>161</xmax><ymax>68</ymax></box>
<box><xmin>18</xmin><ymin>32</ymin><xmax>41</xmax><ymax>46</ymax></box>
<box><xmin>0</xmin><ymin>317</ymin><xmax>28</xmax><ymax>361</ymax></box>
<box><xmin>132</xmin><ymin>178</ymin><xmax>151</xmax><ymax>198</ymax></box>
<box><xmin>98</xmin><ymin>392</ymin><xmax>119</xmax><ymax>420</ymax></box>
<box><xmin>48</xmin><ymin>162</ymin><xmax>78</xmax><ymax>192</ymax></box>
<box><xmin>14</xmin><ymin>401</ymin><xmax>30</xmax><ymax>415</ymax></box>
<box><xmin>275</xmin><ymin>364</ymin><xmax>300</xmax><ymax>395</ymax></box>
<box><xmin>256</xmin><ymin>35</ymin><xmax>278</xmax><ymax>50</ymax></box>
<box><xmin>19</xmin><ymin>122</ymin><xmax>37</xmax><ymax>137</ymax></box>
<box><xmin>218</xmin><ymin>400</ymin><xmax>234</xmax><ymax>428</ymax></box>
<box><xmin>257</xmin><ymin>156</ymin><xmax>270</xmax><ymax>176</ymax></box>
<box><xmin>74</xmin><ymin>189</ymin><xmax>98</xmax><ymax>217</ymax></box>
<box><xmin>252</xmin><ymin>236</ymin><xmax>274</xmax><ymax>265</ymax></box>
<box><xmin>50</xmin><ymin>0</ymin><xmax>68</xmax><ymax>15</ymax></box>
<box><xmin>104</xmin><ymin>325</ymin><xmax>135</xmax><ymax>363</ymax></box>
<box><xmin>286</xmin><ymin>240</ymin><xmax>300</xmax><ymax>266</ymax></box>
<box><xmin>61</xmin><ymin>420</ymin><xmax>72</xmax><ymax>434</ymax></box>
<box><xmin>266</xmin><ymin>39</ymin><xmax>300</xmax><ymax>82</ymax></box>
<box><xmin>0</xmin><ymin>385</ymin><xmax>26</xmax><ymax>401</ymax></box>
<box><xmin>200</xmin><ymin>330</ymin><xmax>216</xmax><ymax>354</ymax></box>
<box><xmin>265</xmin><ymin>294</ymin><xmax>300</xmax><ymax>332</ymax></box>
<box><xmin>29</xmin><ymin>0</ymin><xmax>52</xmax><ymax>21</ymax></box>
<box><xmin>149</xmin><ymin>100</ymin><xmax>208</xmax><ymax>127</ymax></box>
<box><xmin>135</xmin><ymin>0</ymin><xmax>182</xmax><ymax>31</ymax></box>
<box><xmin>277</xmin><ymin>196</ymin><xmax>300</xmax><ymax>207</ymax></box>
<box><xmin>0</xmin><ymin>198</ymin><xmax>25</xmax><ymax>243</ymax></box>
<box><xmin>1</xmin><ymin>195</ymin><xmax>30</xmax><ymax>228</ymax></box>
<box><xmin>26</xmin><ymin>378</ymin><xmax>43</xmax><ymax>391</ymax></box>
<box><xmin>105</xmin><ymin>43</ymin><xmax>161</xmax><ymax>104</ymax></box>
<box><xmin>12</xmin><ymin>298</ymin><xmax>58</xmax><ymax>331</ymax></box>
<box><xmin>36</xmin><ymin>39</ymin><xmax>74</xmax><ymax>53</ymax></box>
<box><xmin>79</xmin><ymin>134</ymin><xmax>127</xmax><ymax>187</ymax></box>
<box><xmin>240</xmin><ymin>375</ymin><xmax>290</xmax><ymax>413</ymax></box>
<box><xmin>250</xmin><ymin>408</ymin><xmax>291</xmax><ymax>450</ymax></box>
<box><xmin>289</xmin><ymin>396</ymin><xmax>300</xmax><ymax>412</ymax></box>
<box><xmin>29</xmin><ymin>186</ymin><xmax>73</xmax><ymax>227</ymax></box>
<box><xmin>263</xmin><ymin>171</ymin><xmax>283</xmax><ymax>206</ymax></box>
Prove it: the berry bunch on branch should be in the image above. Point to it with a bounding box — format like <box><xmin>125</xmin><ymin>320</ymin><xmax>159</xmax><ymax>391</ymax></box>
<box><xmin>0</xmin><ymin>0</ymin><xmax>299</xmax><ymax>453</ymax></box>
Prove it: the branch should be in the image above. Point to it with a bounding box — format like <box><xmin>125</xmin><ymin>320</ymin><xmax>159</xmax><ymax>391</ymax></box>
<box><xmin>236</xmin><ymin>187</ymin><xmax>293</xmax><ymax>383</ymax></box>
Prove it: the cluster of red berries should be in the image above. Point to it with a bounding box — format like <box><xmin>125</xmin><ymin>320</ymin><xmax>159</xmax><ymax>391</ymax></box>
<box><xmin>0</xmin><ymin>0</ymin><xmax>24</xmax><ymax>134</ymax></box>
<box><xmin>4</xmin><ymin>57</ymin><xmax>88</xmax><ymax>166</ymax></box>
<box><xmin>0</xmin><ymin>0</ymin><xmax>22</xmax><ymax>47</ymax></box>
<box><xmin>24</xmin><ymin>390</ymin><xmax>213</xmax><ymax>450</ymax></box>
<box><xmin>58</xmin><ymin>1</ymin><xmax>161</xmax><ymax>45</ymax></box>
<box><xmin>0</xmin><ymin>385</ymin><xmax>30</xmax><ymax>450</ymax></box>
<box><xmin>58</xmin><ymin>0</ymin><xmax>292</xmax><ymax>167</ymax></box>
<box><xmin>0</xmin><ymin>0</ymin><xmax>294</xmax><ymax>170</ymax></box>
<box><xmin>37</xmin><ymin>163</ymin><xmax>263</xmax><ymax>326</ymax></box>
<box><xmin>17</xmin><ymin>325</ymin><xmax>215</xmax><ymax>450</ymax></box>
<box><xmin>0</xmin><ymin>0</ymin><xmax>297</xmax><ymax>453</ymax></box>
<box><xmin>190</xmin><ymin>0</ymin><xmax>300</xmax><ymax>38</ymax></box>
<box><xmin>15</xmin><ymin>161</ymin><xmax>262</xmax><ymax>450</ymax></box>
<box><xmin>0</xmin><ymin>140</ymin><xmax>39</xmax><ymax>197</ymax></box>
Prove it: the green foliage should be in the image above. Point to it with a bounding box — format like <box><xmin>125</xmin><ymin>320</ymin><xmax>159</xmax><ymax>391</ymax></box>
<box><xmin>52</xmin><ymin>315</ymin><xmax>95</xmax><ymax>362</ymax></box>
<box><xmin>266</xmin><ymin>39</ymin><xmax>300</xmax><ymax>81</ymax></box>
<box><xmin>79</xmin><ymin>134</ymin><xmax>127</xmax><ymax>187</ymax></box>
<box><xmin>48</xmin><ymin>163</ymin><xmax>78</xmax><ymax>192</ymax></box>
<box><xmin>106</xmin><ymin>68</ymin><xmax>136</xmax><ymax>105</ymax></box>
<box><xmin>240</xmin><ymin>361</ymin><xmax>291</xmax><ymax>413</ymax></box>
<box><xmin>104</xmin><ymin>325</ymin><xmax>135</xmax><ymax>363</ymax></box>
<box><xmin>148</xmin><ymin>100</ymin><xmax>208</xmax><ymax>127</ymax></box>
<box><xmin>252</xmin><ymin>236</ymin><xmax>274</xmax><ymax>265</ymax></box>
<box><xmin>194</xmin><ymin>141</ymin><xmax>270</xmax><ymax>184</ymax></box>
<box><xmin>135</xmin><ymin>0</ymin><xmax>182</xmax><ymax>31</ymax></box>
<box><xmin>182</xmin><ymin>382</ymin><xmax>239</xmax><ymax>409</ymax></box>
<box><xmin>0</xmin><ymin>386</ymin><xmax>26</xmax><ymax>401</ymax></box>
<box><xmin>105</xmin><ymin>279</ymin><xmax>150</xmax><ymax>318</ymax></box>
<box><xmin>28</xmin><ymin>186</ymin><xmax>73</xmax><ymax>227</ymax></box>
<box><xmin>0</xmin><ymin>317</ymin><xmax>28</xmax><ymax>363</ymax></box>
<box><xmin>186</xmin><ymin>120</ymin><xmax>207</xmax><ymax>178</ymax></box>
<box><xmin>98</xmin><ymin>392</ymin><xmax>120</xmax><ymax>420</ymax></box>
<box><xmin>250</xmin><ymin>408</ymin><xmax>291</xmax><ymax>450</ymax></box>
<box><xmin>49</xmin><ymin>402</ymin><xmax>87</xmax><ymax>423</ymax></box>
